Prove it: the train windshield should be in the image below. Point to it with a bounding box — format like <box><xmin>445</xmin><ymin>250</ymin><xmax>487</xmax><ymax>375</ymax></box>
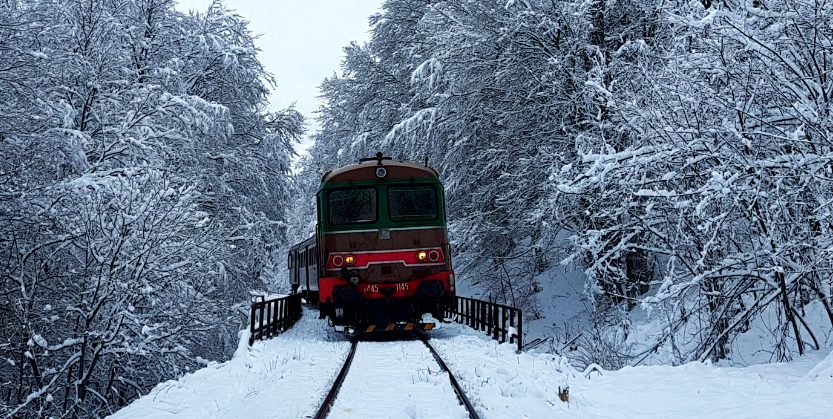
<box><xmin>388</xmin><ymin>185</ymin><xmax>438</xmax><ymax>221</ymax></box>
<box><xmin>328</xmin><ymin>187</ymin><xmax>377</xmax><ymax>224</ymax></box>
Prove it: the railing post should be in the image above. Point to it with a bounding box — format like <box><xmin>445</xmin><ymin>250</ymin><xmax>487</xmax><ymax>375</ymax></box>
<box><xmin>275</xmin><ymin>300</ymin><xmax>286</xmax><ymax>334</ymax></box>
<box><xmin>485</xmin><ymin>302</ymin><xmax>491</xmax><ymax>337</ymax></box>
<box><xmin>467</xmin><ymin>298</ymin><xmax>473</xmax><ymax>328</ymax></box>
<box><xmin>480</xmin><ymin>300</ymin><xmax>486</xmax><ymax>331</ymax></box>
<box><xmin>249</xmin><ymin>305</ymin><xmax>256</xmax><ymax>345</ymax></box>
<box><xmin>472</xmin><ymin>299</ymin><xmax>477</xmax><ymax>329</ymax></box>
<box><xmin>282</xmin><ymin>298</ymin><xmax>288</xmax><ymax>330</ymax></box>
<box><xmin>477</xmin><ymin>300</ymin><xmax>483</xmax><ymax>330</ymax></box>
<box><xmin>289</xmin><ymin>294</ymin><xmax>295</xmax><ymax>322</ymax></box>
<box><xmin>501</xmin><ymin>307</ymin><xmax>507</xmax><ymax>343</ymax></box>
<box><xmin>491</xmin><ymin>303</ymin><xmax>498</xmax><ymax>340</ymax></box>
<box><xmin>272</xmin><ymin>300</ymin><xmax>279</xmax><ymax>334</ymax></box>
<box><xmin>479</xmin><ymin>300</ymin><xmax>483</xmax><ymax>330</ymax></box>
<box><xmin>266</xmin><ymin>301</ymin><xmax>271</xmax><ymax>337</ymax></box>
<box><xmin>258</xmin><ymin>303</ymin><xmax>265</xmax><ymax>341</ymax></box>
<box><xmin>516</xmin><ymin>309</ymin><xmax>523</xmax><ymax>352</ymax></box>
<box><xmin>458</xmin><ymin>297</ymin><xmax>463</xmax><ymax>325</ymax></box>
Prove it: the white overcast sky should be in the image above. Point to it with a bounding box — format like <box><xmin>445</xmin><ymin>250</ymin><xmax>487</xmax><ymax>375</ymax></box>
<box><xmin>175</xmin><ymin>0</ymin><xmax>384</xmax><ymax>154</ymax></box>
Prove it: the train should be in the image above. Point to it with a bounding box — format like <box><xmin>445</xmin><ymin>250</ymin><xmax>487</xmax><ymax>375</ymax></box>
<box><xmin>288</xmin><ymin>153</ymin><xmax>455</xmax><ymax>333</ymax></box>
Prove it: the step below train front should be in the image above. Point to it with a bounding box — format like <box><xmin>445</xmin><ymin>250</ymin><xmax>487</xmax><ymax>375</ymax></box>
<box><xmin>288</xmin><ymin>153</ymin><xmax>456</xmax><ymax>333</ymax></box>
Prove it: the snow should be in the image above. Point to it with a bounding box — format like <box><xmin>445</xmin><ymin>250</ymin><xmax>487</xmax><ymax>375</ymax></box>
<box><xmin>431</xmin><ymin>322</ymin><xmax>833</xmax><ymax>418</ymax></box>
<box><xmin>109</xmin><ymin>307</ymin><xmax>350</xmax><ymax>419</ymax></box>
<box><xmin>329</xmin><ymin>339</ymin><xmax>468</xmax><ymax>418</ymax></box>
<box><xmin>31</xmin><ymin>334</ymin><xmax>48</xmax><ymax>348</ymax></box>
<box><xmin>522</xmin><ymin>260</ymin><xmax>589</xmax><ymax>347</ymax></box>
<box><xmin>110</xmin><ymin>307</ymin><xmax>833</xmax><ymax>418</ymax></box>
<box><xmin>565</xmin><ymin>353</ymin><xmax>833</xmax><ymax>418</ymax></box>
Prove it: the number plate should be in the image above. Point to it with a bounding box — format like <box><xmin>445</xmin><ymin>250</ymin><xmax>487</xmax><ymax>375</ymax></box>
<box><xmin>363</xmin><ymin>282</ymin><xmax>409</xmax><ymax>293</ymax></box>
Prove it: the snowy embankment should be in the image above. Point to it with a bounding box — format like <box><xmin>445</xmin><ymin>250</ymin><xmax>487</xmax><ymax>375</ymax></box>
<box><xmin>111</xmin><ymin>308</ymin><xmax>833</xmax><ymax>419</ymax></box>
<box><xmin>108</xmin><ymin>307</ymin><xmax>350</xmax><ymax>419</ymax></box>
<box><xmin>433</xmin><ymin>323</ymin><xmax>833</xmax><ymax>418</ymax></box>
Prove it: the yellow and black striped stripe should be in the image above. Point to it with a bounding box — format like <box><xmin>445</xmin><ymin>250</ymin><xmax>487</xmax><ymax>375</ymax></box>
<box><xmin>363</xmin><ymin>322</ymin><xmax>436</xmax><ymax>333</ymax></box>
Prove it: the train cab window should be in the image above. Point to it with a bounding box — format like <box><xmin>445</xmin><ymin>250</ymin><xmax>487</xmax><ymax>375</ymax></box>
<box><xmin>388</xmin><ymin>185</ymin><xmax>438</xmax><ymax>221</ymax></box>
<box><xmin>328</xmin><ymin>187</ymin><xmax>377</xmax><ymax>225</ymax></box>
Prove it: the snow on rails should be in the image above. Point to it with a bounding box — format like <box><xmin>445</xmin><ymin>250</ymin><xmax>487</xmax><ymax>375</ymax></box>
<box><xmin>314</xmin><ymin>335</ymin><xmax>478</xmax><ymax>419</ymax></box>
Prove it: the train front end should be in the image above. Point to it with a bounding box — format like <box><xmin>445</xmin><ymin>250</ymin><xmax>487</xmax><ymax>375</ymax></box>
<box><xmin>317</xmin><ymin>155</ymin><xmax>455</xmax><ymax>333</ymax></box>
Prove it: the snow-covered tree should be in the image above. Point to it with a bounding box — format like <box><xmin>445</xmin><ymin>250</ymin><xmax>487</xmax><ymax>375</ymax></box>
<box><xmin>302</xmin><ymin>0</ymin><xmax>833</xmax><ymax>367</ymax></box>
<box><xmin>0</xmin><ymin>1</ymin><xmax>301</xmax><ymax>416</ymax></box>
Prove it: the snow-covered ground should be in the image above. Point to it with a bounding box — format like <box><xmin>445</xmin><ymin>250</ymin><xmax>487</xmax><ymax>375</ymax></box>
<box><xmin>110</xmin><ymin>308</ymin><xmax>833</xmax><ymax>419</ymax></box>
<box><xmin>330</xmin><ymin>339</ymin><xmax>468</xmax><ymax>418</ymax></box>
<box><xmin>108</xmin><ymin>307</ymin><xmax>351</xmax><ymax>419</ymax></box>
<box><xmin>432</xmin><ymin>323</ymin><xmax>833</xmax><ymax>418</ymax></box>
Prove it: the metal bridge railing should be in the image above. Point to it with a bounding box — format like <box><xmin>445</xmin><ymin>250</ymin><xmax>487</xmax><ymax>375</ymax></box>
<box><xmin>445</xmin><ymin>296</ymin><xmax>523</xmax><ymax>352</ymax></box>
<box><xmin>248</xmin><ymin>293</ymin><xmax>303</xmax><ymax>345</ymax></box>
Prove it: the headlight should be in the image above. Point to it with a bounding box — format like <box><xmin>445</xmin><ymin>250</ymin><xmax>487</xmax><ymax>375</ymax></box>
<box><xmin>416</xmin><ymin>251</ymin><xmax>428</xmax><ymax>262</ymax></box>
<box><xmin>344</xmin><ymin>255</ymin><xmax>356</xmax><ymax>266</ymax></box>
<box><xmin>332</xmin><ymin>255</ymin><xmax>344</xmax><ymax>267</ymax></box>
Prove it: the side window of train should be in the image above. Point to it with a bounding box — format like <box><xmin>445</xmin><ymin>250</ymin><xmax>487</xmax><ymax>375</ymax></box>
<box><xmin>288</xmin><ymin>253</ymin><xmax>292</xmax><ymax>269</ymax></box>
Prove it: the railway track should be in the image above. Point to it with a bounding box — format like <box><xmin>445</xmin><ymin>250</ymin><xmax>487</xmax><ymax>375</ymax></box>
<box><xmin>312</xmin><ymin>338</ymin><xmax>358</xmax><ymax>419</ymax></box>
<box><xmin>312</xmin><ymin>334</ymin><xmax>479</xmax><ymax>419</ymax></box>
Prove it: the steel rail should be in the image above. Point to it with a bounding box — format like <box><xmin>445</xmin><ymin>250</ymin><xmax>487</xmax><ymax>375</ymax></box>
<box><xmin>417</xmin><ymin>334</ymin><xmax>480</xmax><ymax>419</ymax></box>
<box><xmin>313</xmin><ymin>338</ymin><xmax>358</xmax><ymax>419</ymax></box>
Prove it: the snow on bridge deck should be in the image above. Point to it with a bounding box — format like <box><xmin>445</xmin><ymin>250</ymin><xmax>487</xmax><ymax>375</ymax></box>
<box><xmin>328</xmin><ymin>339</ymin><xmax>469</xmax><ymax>418</ymax></box>
<box><xmin>110</xmin><ymin>307</ymin><xmax>833</xmax><ymax>418</ymax></box>
<box><xmin>108</xmin><ymin>307</ymin><xmax>350</xmax><ymax>419</ymax></box>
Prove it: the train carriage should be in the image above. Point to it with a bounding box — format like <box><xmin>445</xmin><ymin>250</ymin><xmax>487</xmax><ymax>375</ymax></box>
<box><xmin>289</xmin><ymin>153</ymin><xmax>455</xmax><ymax>333</ymax></box>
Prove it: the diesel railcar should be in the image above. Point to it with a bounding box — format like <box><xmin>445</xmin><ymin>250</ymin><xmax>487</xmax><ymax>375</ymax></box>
<box><xmin>288</xmin><ymin>153</ymin><xmax>455</xmax><ymax>333</ymax></box>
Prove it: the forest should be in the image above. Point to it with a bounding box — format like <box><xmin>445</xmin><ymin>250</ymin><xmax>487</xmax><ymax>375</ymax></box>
<box><xmin>0</xmin><ymin>0</ymin><xmax>301</xmax><ymax>417</ymax></box>
<box><xmin>295</xmin><ymin>0</ymin><xmax>833</xmax><ymax>368</ymax></box>
<box><xmin>3</xmin><ymin>0</ymin><xmax>833</xmax><ymax>417</ymax></box>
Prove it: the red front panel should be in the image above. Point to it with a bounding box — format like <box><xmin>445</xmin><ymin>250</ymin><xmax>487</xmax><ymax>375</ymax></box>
<box><xmin>319</xmin><ymin>270</ymin><xmax>454</xmax><ymax>303</ymax></box>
